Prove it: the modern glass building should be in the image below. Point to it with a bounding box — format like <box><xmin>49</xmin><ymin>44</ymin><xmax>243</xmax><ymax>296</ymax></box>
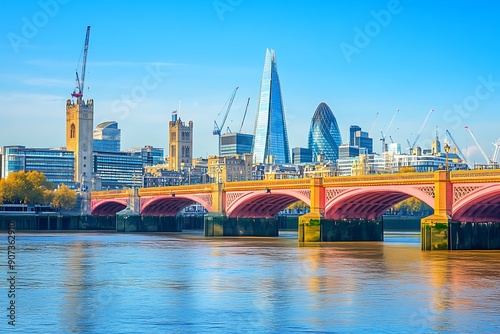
<box><xmin>292</xmin><ymin>147</ymin><xmax>313</xmax><ymax>165</ymax></box>
<box><xmin>308</xmin><ymin>102</ymin><xmax>342</xmax><ymax>163</ymax></box>
<box><xmin>252</xmin><ymin>48</ymin><xmax>290</xmax><ymax>164</ymax></box>
<box><xmin>127</xmin><ymin>146</ymin><xmax>165</xmax><ymax>166</ymax></box>
<box><xmin>93</xmin><ymin>121</ymin><xmax>121</xmax><ymax>152</ymax></box>
<box><xmin>220</xmin><ymin>133</ymin><xmax>254</xmax><ymax>156</ymax></box>
<box><xmin>0</xmin><ymin>145</ymin><xmax>76</xmax><ymax>188</ymax></box>
<box><xmin>93</xmin><ymin>151</ymin><xmax>143</xmax><ymax>190</ymax></box>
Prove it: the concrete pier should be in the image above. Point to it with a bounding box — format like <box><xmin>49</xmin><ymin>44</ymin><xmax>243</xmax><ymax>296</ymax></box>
<box><xmin>204</xmin><ymin>214</ymin><xmax>278</xmax><ymax>237</ymax></box>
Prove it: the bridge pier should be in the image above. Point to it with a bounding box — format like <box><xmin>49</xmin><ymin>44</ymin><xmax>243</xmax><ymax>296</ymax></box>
<box><xmin>299</xmin><ymin>214</ymin><xmax>383</xmax><ymax>242</ymax></box>
<box><xmin>421</xmin><ymin>216</ymin><xmax>450</xmax><ymax>250</ymax></box>
<box><xmin>421</xmin><ymin>171</ymin><xmax>453</xmax><ymax>250</ymax></box>
<box><xmin>204</xmin><ymin>213</ymin><xmax>278</xmax><ymax>237</ymax></box>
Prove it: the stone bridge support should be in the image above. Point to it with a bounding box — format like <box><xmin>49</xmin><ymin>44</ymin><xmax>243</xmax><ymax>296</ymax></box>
<box><xmin>299</xmin><ymin>178</ymin><xmax>324</xmax><ymax>242</ymax></box>
<box><xmin>421</xmin><ymin>171</ymin><xmax>452</xmax><ymax>250</ymax></box>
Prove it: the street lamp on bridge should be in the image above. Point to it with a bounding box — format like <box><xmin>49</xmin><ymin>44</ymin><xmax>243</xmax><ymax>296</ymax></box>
<box><xmin>444</xmin><ymin>143</ymin><xmax>450</xmax><ymax>172</ymax></box>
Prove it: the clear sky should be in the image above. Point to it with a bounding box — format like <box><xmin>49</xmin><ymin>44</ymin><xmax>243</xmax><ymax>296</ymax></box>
<box><xmin>1</xmin><ymin>0</ymin><xmax>500</xmax><ymax>165</ymax></box>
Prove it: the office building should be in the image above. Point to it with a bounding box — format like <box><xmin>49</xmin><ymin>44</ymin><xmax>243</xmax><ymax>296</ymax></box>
<box><xmin>1</xmin><ymin>145</ymin><xmax>76</xmax><ymax>188</ymax></box>
<box><xmin>92</xmin><ymin>151</ymin><xmax>143</xmax><ymax>190</ymax></box>
<box><xmin>207</xmin><ymin>154</ymin><xmax>253</xmax><ymax>183</ymax></box>
<box><xmin>308</xmin><ymin>102</ymin><xmax>342</xmax><ymax>163</ymax></box>
<box><xmin>220</xmin><ymin>132</ymin><xmax>254</xmax><ymax>156</ymax></box>
<box><xmin>292</xmin><ymin>147</ymin><xmax>313</xmax><ymax>165</ymax></box>
<box><xmin>350</xmin><ymin>125</ymin><xmax>373</xmax><ymax>154</ymax></box>
<box><xmin>93</xmin><ymin>121</ymin><xmax>121</xmax><ymax>152</ymax></box>
<box><xmin>252</xmin><ymin>48</ymin><xmax>290</xmax><ymax>164</ymax></box>
<box><xmin>127</xmin><ymin>146</ymin><xmax>165</xmax><ymax>166</ymax></box>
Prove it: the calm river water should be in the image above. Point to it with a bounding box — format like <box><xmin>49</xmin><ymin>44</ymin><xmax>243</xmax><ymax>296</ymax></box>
<box><xmin>2</xmin><ymin>231</ymin><xmax>500</xmax><ymax>333</ymax></box>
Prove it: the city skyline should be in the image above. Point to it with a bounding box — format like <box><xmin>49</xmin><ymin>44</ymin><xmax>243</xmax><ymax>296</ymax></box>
<box><xmin>1</xmin><ymin>1</ymin><xmax>500</xmax><ymax>165</ymax></box>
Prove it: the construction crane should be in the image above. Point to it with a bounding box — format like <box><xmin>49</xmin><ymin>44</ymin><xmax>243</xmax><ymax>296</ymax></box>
<box><xmin>409</xmin><ymin>109</ymin><xmax>434</xmax><ymax>154</ymax></box>
<box><xmin>446</xmin><ymin>129</ymin><xmax>471</xmax><ymax>169</ymax></box>
<box><xmin>71</xmin><ymin>26</ymin><xmax>91</xmax><ymax>104</ymax></box>
<box><xmin>238</xmin><ymin>97</ymin><xmax>250</xmax><ymax>133</ymax></box>
<box><xmin>492</xmin><ymin>138</ymin><xmax>500</xmax><ymax>163</ymax></box>
<box><xmin>465</xmin><ymin>126</ymin><xmax>493</xmax><ymax>166</ymax></box>
<box><xmin>380</xmin><ymin>109</ymin><xmax>399</xmax><ymax>153</ymax></box>
<box><xmin>213</xmin><ymin>86</ymin><xmax>239</xmax><ymax>155</ymax></box>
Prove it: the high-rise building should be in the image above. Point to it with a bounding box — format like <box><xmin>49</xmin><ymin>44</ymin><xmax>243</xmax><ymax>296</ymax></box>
<box><xmin>292</xmin><ymin>147</ymin><xmax>312</xmax><ymax>165</ymax></box>
<box><xmin>1</xmin><ymin>145</ymin><xmax>76</xmax><ymax>188</ymax></box>
<box><xmin>353</xmin><ymin>129</ymin><xmax>373</xmax><ymax>154</ymax></box>
<box><xmin>220</xmin><ymin>133</ymin><xmax>254</xmax><ymax>156</ymax></box>
<box><xmin>308</xmin><ymin>102</ymin><xmax>342</xmax><ymax>163</ymax></box>
<box><xmin>66</xmin><ymin>98</ymin><xmax>94</xmax><ymax>190</ymax></box>
<box><xmin>92</xmin><ymin>151</ymin><xmax>143</xmax><ymax>190</ymax></box>
<box><xmin>93</xmin><ymin>121</ymin><xmax>121</xmax><ymax>152</ymax></box>
<box><xmin>169</xmin><ymin>112</ymin><xmax>193</xmax><ymax>171</ymax></box>
<box><xmin>349</xmin><ymin>125</ymin><xmax>361</xmax><ymax>146</ymax></box>
<box><xmin>252</xmin><ymin>48</ymin><xmax>290</xmax><ymax>164</ymax></box>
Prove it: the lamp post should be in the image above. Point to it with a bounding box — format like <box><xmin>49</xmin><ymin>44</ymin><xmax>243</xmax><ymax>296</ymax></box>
<box><xmin>444</xmin><ymin>143</ymin><xmax>450</xmax><ymax>172</ymax></box>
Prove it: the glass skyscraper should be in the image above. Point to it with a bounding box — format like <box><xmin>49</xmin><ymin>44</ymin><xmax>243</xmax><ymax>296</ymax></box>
<box><xmin>252</xmin><ymin>48</ymin><xmax>290</xmax><ymax>164</ymax></box>
<box><xmin>93</xmin><ymin>121</ymin><xmax>121</xmax><ymax>152</ymax></box>
<box><xmin>308</xmin><ymin>102</ymin><xmax>342</xmax><ymax>163</ymax></box>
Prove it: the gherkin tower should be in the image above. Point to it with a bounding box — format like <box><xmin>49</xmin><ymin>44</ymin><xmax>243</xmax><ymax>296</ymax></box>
<box><xmin>308</xmin><ymin>102</ymin><xmax>342</xmax><ymax>162</ymax></box>
<box><xmin>252</xmin><ymin>49</ymin><xmax>290</xmax><ymax>164</ymax></box>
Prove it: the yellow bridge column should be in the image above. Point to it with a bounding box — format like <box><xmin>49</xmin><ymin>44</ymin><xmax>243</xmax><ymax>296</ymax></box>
<box><xmin>204</xmin><ymin>182</ymin><xmax>226</xmax><ymax>236</ymax></box>
<box><xmin>421</xmin><ymin>170</ymin><xmax>453</xmax><ymax>250</ymax></box>
<box><xmin>299</xmin><ymin>177</ymin><xmax>325</xmax><ymax>242</ymax></box>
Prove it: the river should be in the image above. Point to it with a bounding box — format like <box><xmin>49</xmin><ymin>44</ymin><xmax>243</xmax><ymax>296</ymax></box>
<box><xmin>2</xmin><ymin>231</ymin><xmax>500</xmax><ymax>333</ymax></box>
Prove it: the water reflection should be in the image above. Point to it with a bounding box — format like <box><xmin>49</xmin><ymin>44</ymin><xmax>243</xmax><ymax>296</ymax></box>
<box><xmin>8</xmin><ymin>232</ymin><xmax>500</xmax><ymax>333</ymax></box>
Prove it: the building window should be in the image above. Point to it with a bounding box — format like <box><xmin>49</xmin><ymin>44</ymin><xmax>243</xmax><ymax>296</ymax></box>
<box><xmin>70</xmin><ymin>124</ymin><xmax>76</xmax><ymax>138</ymax></box>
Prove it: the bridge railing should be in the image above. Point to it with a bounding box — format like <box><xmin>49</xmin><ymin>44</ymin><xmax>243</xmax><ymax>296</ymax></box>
<box><xmin>91</xmin><ymin>189</ymin><xmax>132</xmax><ymax>199</ymax></box>
<box><xmin>323</xmin><ymin>172</ymin><xmax>435</xmax><ymax>185</ymax></box>
<box><xmin>138</xmin><ymin>184</ymin><xmax>214</xmax><ymax>196</ymax></box>
<box><xmin>224</xmin><ymin>178</ymin><xmax>311</xmax><ymax>191</ymax></box>
<box><xmin>450</xmin><ymin>169</ymin><xmax>500</xmax><ymax>181</ymax></box>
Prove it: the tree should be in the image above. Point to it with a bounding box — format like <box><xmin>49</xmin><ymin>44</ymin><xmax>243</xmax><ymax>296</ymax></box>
<box><xmin>51</xmin><ymin>184</ymin><xmax>77</xmax><ymax>211</ymax></box>
<box><xmin>393</xmin><ymin>197</ymin><xmax>432</xmax><ymax>215</ymax></box>
<box><xmin>399</xmin><ymin>166</ymin><xmax>416</xmax><ymax>173</ymax></box>
<box><xmin>0</xmin><ymin>179</ymin><xmax>4</xmax><ymax>203</ymax></box>
<box><xmin>1</xmin><ymin>171</ymin><xmax>53</xmax><ymax>204</ymax></box>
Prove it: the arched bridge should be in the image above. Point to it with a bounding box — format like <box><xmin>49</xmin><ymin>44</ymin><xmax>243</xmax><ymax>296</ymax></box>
<box><xmin>91</xmin><ymin>169</ymin><xmax>500</xmax><ymax>223</ymax></box>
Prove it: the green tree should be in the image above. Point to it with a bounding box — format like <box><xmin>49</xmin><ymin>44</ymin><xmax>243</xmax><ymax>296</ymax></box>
<box><xmin>51</xmin><ymin>184</ymin><xmax>77</xmax><ymax>211</ymax></box>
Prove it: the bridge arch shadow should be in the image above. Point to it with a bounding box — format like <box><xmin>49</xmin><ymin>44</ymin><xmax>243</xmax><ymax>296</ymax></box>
<box><xmin>325</xmin><ymin>186</ymin><xmax>434</xmax><ymax>220</ymax></box>
<box><xmin>453</xmin><ymin>184</ymin><xmax>500</xmax><ymax>222</ymax></box>
<box><xmin>92</xmin><ymin>200</ymin><xmax>128</xmax><ymax>216</ymax></box>
<box><xmin>140</xmin><ymin>195</ymin><xmax>210</xmax><ymax>216</ymax></box>
<box><xmin>226</xmin><ymin>190</ymin><xmax>309</xmax><ymax>218</ymax></box>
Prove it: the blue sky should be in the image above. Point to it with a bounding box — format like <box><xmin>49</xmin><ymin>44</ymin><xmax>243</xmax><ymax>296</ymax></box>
<box><xmin>1</xmin><ymin>0</ymin><xmax>500</xmax><ymax>165</ymax></box>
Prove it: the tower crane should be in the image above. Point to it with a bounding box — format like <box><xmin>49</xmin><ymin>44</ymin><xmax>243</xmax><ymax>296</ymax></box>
<box><xmin>492</xmin><ymin>138</ymin><xmax>500</xmax><ymax>164</ymax></box>
<box><xmin>238</xmin><ymin>97</ymin><xmax>250</xmax><ymax>133</ymax></box>
<box><xmin>409</xmin><ymin>109</ymin><xmax>434</xmax><ymax>154</ymax></box>
<box><xmin>380</xmin><ymin>109</ymin><xmax>399</xmax><ymax>153</ymax></box>
<box><xmin>213</xmin><ymin>86</ymin><xmax>239</xmax><ymax>155</ymax></box>
<box><xmin>71</xmin><ymin>26</ymin><xmax>91</xmax><ymax>104</ymax></box>
<box><xmin>465</xmin><ymin>126</ymin><xmax>493</xmax><ymax>166</ymax></box>
<box><xmin>445</xmin><ymin>129</ymin><xmax>471</xmax><ymax>169</ymax></box>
